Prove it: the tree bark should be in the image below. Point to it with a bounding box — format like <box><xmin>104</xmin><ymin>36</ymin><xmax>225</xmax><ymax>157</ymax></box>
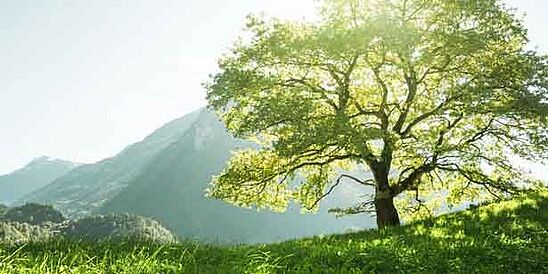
<box><xmin>375</xmin><ymin>195</ymin><xmax>400</xmax><ymax>228</ymax></box>
<box><xmin>370</xmin><ymin>161</ymin><xmax>401</xmax><ymax>228</ymax></box>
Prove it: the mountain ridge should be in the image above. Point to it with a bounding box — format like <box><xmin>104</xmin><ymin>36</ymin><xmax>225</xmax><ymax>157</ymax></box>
<box><xmin>0</xmin><ymin>157</ymin><xmax>80</xmax><ymax>205</ymax></box>
<box><xmin>17</xmin><ymin>108</ymin><xmax>204</xmax><ymax>217</ymax></box>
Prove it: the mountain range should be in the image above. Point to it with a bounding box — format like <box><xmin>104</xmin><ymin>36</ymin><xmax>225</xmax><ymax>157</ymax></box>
<box><xmin>0</xmin><ymin>157</ymin><xmax>79</xmax><ymax>205</ymax></box>
<box><xmin>9</xmin><ymin>108</ymin><xmax>375</xmax><ymax>243</ymax></box>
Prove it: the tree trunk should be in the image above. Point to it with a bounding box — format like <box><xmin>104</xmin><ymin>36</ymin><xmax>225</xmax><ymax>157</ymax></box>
<box><xmin>375</xmin><ymin>195</ymin><xmax>400</xmax><ymax>229</ymax></box>
<box><xmin>370</xmin><ymin>161</ymin><xmax>401</xmax><ymax>228</ymax></box>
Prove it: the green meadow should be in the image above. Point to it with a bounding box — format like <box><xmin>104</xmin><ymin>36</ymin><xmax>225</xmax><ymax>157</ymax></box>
<box><xmin>1</xmin><ymin>191</ymin><xmax>546</xmax><ymax>274</ymax></box>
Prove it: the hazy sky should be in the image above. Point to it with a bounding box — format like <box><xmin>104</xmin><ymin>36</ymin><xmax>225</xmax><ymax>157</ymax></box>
<box><xmin>0</xmin><ymin>0</ymin><xmax>546</xmax><ymax>176</ymax></box>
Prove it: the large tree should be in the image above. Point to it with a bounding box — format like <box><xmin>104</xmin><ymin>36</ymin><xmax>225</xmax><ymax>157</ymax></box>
<box><xmin>205</xmin><ymin>0</ymin><xmax>548</xmax><ymax>228</ymax></box>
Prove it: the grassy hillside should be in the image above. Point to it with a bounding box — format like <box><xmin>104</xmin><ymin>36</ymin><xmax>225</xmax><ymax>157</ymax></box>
<box><xmin>0</xmin><ymin>191</ymin><xmax>546</xmax><ymax>273</ymax></box>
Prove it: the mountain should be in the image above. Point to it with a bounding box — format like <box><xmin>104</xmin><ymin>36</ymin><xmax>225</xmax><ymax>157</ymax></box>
<box><xmin>0</xmin><ymin>157</ymin><xmax>79</xmax><ymax>205</ymax></box>
<box><xmin>19</xmin><ymin>109</ymin><xmax>203</xmax><ymax>217</ymax></box>
<box><xmin>19</xmin><ymin>108</ymin><xmax>375</xmax><ymax>243</ymax></box>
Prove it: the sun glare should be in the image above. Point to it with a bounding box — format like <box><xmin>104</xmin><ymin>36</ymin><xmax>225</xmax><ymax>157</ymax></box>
<box><xmin>259</xmin><ymin>0</ymin><xmax>319</xmax><ymax>21</ymax></box>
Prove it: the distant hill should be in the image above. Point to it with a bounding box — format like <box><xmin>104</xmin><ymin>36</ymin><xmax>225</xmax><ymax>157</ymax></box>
<box><xmin>0</xmin><ymin>157</ymin><xmax>79</xmax><ymax>205</ymax></box>
<box><xmin>0</xmin><ymin>203</ymin><xmax>176</xmax><ymax>244</ymax></box>
<box><xmin>63</xmin><ymin>214</ymin><xmax>176</xmax><ymax>244</ymax></box>
<box><xmin>19</xmin><ymin>108</ymin><xmax>374</xmax><ymax>243</ymax></box>
<box><xmin>1</xmin><ymin>203</ymin><xmax>66</xmax><ymax>225</ymax></box>
<box><xmin>18</xmin><ymin>109</ymin><xmax>204</xmax><ymax>217</ymax></box>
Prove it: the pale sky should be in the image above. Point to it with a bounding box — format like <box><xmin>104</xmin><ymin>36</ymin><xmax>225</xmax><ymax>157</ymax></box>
<box><xmin>0</xmin><ymin>0</ymin><xmax>546</xmax><ymax>176</ymax></box>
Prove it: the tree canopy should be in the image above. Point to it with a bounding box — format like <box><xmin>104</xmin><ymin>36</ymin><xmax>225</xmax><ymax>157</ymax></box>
<box><xmin>206</xmin><ymin>0</ymin><xmax>548</xmax><ymax>227</ymax></box>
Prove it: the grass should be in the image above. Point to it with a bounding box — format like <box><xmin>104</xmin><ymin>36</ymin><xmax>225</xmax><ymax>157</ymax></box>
<box><xmin>0</xmin><ymin>190</ymin><xmax>546</xmax><ymax>273</ymax></box>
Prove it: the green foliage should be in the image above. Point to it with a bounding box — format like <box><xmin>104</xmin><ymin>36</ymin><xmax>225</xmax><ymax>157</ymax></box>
<box><xmin>98</xmin><ymin>109</ymin><xmax>370</xmax><ymax>244</ymax></box>
<box><xmin>0</xmin><ymin>204</ymin><xmax>176</xmax><ymax>245</ymax></box>
<box><xmin>0</xmin><ymin>221</ymin><xmax>54</xmax><ymax>245</ymax></box>
<box><xmin>62</xmin><ymin>214</ymin><xmax>177</xmax><ymax>244</ymax></box>
<box><xmin>0</xmin><ymin>191</ymin><xmax>546</xmax><ymax>273</ymax></box>
<box><xmin>4</xmin><ymin>203</ymin><xmax>65</xmax><ymax>225</ymax></box>
<box><xmin>205</xmin><ymin>0</ymin><xmax>548</xmax><ymax>220</ymax></box>
<box><xmin>0</xmin><ymin>204</ymin><xmax>8</xmax><ymax>217</ymax></box>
